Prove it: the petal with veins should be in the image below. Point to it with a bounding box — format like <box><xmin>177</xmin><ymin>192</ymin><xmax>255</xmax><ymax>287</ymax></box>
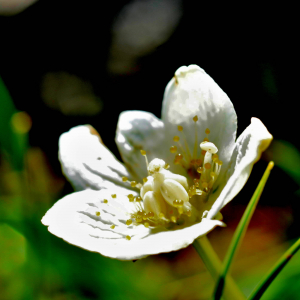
<box><xmin>207</xmin><ymin>118</ymin><xmax>273</xmax><ymax>219</ymax></box>
<box><xmin>116</xmin><ymin>111</ymin><xmax>166</xmax><ymax>180</ymax></box>
<box><xmin>42</xmin><ymin>189</ymin><xmax>224</xmax><ymax>260</ymax></box>
<box><xmin>161</xmin><ymin>65</ymin><xmax>237</xmax><ymax>182</ymax></box>
<box><xmin>59</xmin><ymin>125</ymin><xmax>132</xmax><ymax>192</ymax></box>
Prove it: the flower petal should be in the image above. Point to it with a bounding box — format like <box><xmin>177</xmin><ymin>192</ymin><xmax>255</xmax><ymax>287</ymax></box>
<box><xmin>59</xmin><ymin>125</ymin><xmax>132</xmax><ymax>192</ymax></box>
<box><xmin>42</xmin><ymin>189</ymin><xmax>224</xmax><ymax>261</ymax></box>
<box><xmin>161</xmin><ymin>65</ymin><xmax>237</xmax><ymax>173</ymax></box>
<box><xmin>115</xmin><ymin>111</ymin><xmax>167</xmax><ymax>180</ymax></box>
<box><xmin>207</xmin><ymin>118</ymin><xmax>273</xmax><ymax>219</ymax></box>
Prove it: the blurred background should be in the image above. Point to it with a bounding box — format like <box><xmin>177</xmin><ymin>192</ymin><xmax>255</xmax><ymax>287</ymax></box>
<box><xmin>0</xmin><ymin>1</ymin><xmax>300</xmax><ymax>299</ymax></box>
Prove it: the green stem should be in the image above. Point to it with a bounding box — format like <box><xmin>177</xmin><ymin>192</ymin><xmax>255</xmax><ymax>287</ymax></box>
<box><xmin>248</xmin><ymin>238</ymin><xmax>300</xmax><ymax>300</ymax></box>
<box><xmin>193</xmin><ymin>236</ymin><xmax>246</xmax><ymax>300</ymax></box>
<box><xmin>214</xmin><ymin>161</ymin><xmax>274</xmax><ymax>300</ymax></box>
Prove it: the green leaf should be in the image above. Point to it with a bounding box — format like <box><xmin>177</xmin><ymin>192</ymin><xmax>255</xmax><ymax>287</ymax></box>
<box><xmin>248</xmin><ymin>238</ymin><xmax>300</xmax><ymax>300</ymax></box>
<box><xmin>213</xmin><ymin>161</ymin><xmax>274</xmax><ymax>300</ymax></box>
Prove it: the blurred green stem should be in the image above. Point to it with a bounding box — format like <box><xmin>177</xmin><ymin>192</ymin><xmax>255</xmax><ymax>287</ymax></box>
<box><xmin>248</xmin><ymin>238</ymin><xmax>300</xmax><ymax>300</ymax></box>
<box><xmin>193</xmin><ymin>236</ymin><xmax>246</xmax><ymax>300</ymax></box>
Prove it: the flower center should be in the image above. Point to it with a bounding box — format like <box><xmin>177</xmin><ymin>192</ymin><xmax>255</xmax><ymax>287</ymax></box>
<box><xmin>94</xmin><ymin>115</ymin><xmax>223</xmax><ymax>240</ymax></box>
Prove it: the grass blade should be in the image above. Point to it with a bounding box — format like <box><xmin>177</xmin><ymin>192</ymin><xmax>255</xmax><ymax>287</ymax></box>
<box><xmin>213</xmin><ymin>161</ymin><xmax>274</xmax><ymax>300</ymax></box>
<box><xmin>248</xmin><ymin>238</ymin><xmax>300</xmax><ymax>300</ymax></box>
<box><xmin>193</xmin><ymin>236</ymin><xmax>246</xmax><ymax>300</ymax></box>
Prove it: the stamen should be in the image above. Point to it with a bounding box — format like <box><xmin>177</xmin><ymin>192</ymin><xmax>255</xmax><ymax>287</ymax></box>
<box><xmin>103</xmin><ymin>199</ymin><xmax>108</xmax><ymax>203</ymax></box>
<box><xmin>173</xmin><ymin>135</ymin><xmax>180</xmax><ymax>142</ymax></box>
<box><xmin>177</xmin><ymin>125</ymin><xmax>183</xmax><ymax>132</ymax></box>
<box><xmin>204</xmin><ymin>163</ymin><xmax>211</xmax><ymax>170</ymax></box>
<box><xmin>130</xmin><ymin>181</ymin><xmax>137</xmax><ymax>187</ymax></box>
<box><xmin>125</xmin><ymin>235</ymin><xmax>131</xmax><ymax>240</ymax></box>
<box><xmin>143</xmin><ymin>177</ymin><xmax>148</xmax><ymax>183</ymax></box>
<box><xmin>170</xmin><ymin>146</ymin><xmax>177</xmax><ymax>153</ymax></box>
<box><xmin>193</xmin><ymin>115</ymin><xmax>198</xmax><ymax>159</ymax></box>
<box><xmin>126</xmin><ymin>219</ymin><xmax>133</xmax><ymax>225</ymax></box>
<box><xmin>147</xmin><ymin>211</ymin><xmax>154</xmax><ymax>218</ymax></box>
<box><xmin>110</xmin><ymin>224</ymin><xmax>115</xmax><ymax>229</ymax></box>
<box><xmin>144</xmin><ymin>222</ymin><xmax>150</xmax><ymax>228</ymax></box>
<box><xmin>95</xmin><ymin>211</ymin><xmax>100</xmax><ymax>216</ymax></box>
<box><xmin>174</xmin><ymin>153</ymin><xmax>183</xmax><ymax>165</ymax></box>
<box><xmin>205</xmin><ymin>128</ymin><xmax>210</xmax><ymax>134</ymax></box>
<box><xmin>122</xmin><ymin>176</ymin><xmax>128</xmax><ymax>182</ymax></box>
<box><xmin>140</xmin><ymin>149</ymin><xmax>149</xmax><ymax>173</ymax></box>
<box><xmin>111</xmin><ymin>194</ymin><xmax>117</xmax><ymax>198</ymax></box>
<box><xmin>127</xmin><ymin>194</ymin><xmax>134</xmax><ymax>202</ymax></box>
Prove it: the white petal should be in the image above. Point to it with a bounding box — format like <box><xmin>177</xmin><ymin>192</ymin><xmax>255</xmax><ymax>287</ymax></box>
<box><xmin>42</xmin><ymin>189</ymin><xmax>224</xmax><ymax>261</ymax></box>
<box><xmin>59</xmin><ymin>125</ymin><xmax>133</xmax><ymax>192</ymax></box>
<box><xmin>207</xmin><ymin>118</ymin><xmax>273</xmax><ymax>219</ymax></box>
<box><xmin>161</xmin><ymin>65</ymin><xmax>237</xmax><ymax>173</ymax></box>
<box><xmin>115</xmin><ymin>111</ymin><xmax>167</xmax><ymax>180</ymax></box>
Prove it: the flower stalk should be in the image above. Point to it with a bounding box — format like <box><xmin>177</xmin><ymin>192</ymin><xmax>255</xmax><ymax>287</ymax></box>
<box><xmin>193</xmin><ymin>236</ymin><xmax>246</xmax><ymax>300</ymax></box>
<box><xmin>213</xmin><ymin>161</ymin><xmax>274</xmax><ymax>300</ymax></box>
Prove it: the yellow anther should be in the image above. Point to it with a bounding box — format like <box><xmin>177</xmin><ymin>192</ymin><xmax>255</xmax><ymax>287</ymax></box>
<box><xmin>126</xmin><ymin>219</ymin><xmax>133</xmax><ymax>226</ymax></box>
<box><xmin>95</xmin><ymin>211</ymin><xmax>100</xmax><ymax>216</ymax></box>
<box><xmin>159</xmin><ymin>212</ymin><xmax>165</xmax><ymax>219</ymax></box>
<box><xmin>136</xmin><ymin>216</ymin><xmax>143</xmax><ymax>223</ymax></box>
<box><xmin>212</xmin><ymin>154</ymin><xmax>219</xmax><ymax>162</ymax></box>
<box><xmin>201</xmin><ymin>150</ymin><xmax>206</xmax><ymax>156</ymax></box>
<box><xmin>203</xmin><ymin>137</ymin><xmax>209</xmax><ymax>142</ymax></box>
<box><xmin>178</xmin><ymin>207</ymin><xmax>184</xmax><ymax>214</ymax></box>
<box><xmin>135</xmin><ymin>196</ymin><xmax>142</xmax><ymax>202</ymax></box>
<box><xmin>190</xmin><ymin>159</ymin><xmax>196</xmax><ymax>165</ymax></box>
<box><xmin>193</xmin><ymin>115</ymin><xmax>198</xmax><ymax>122</ymax></box>
<box><xmin>174</xmin><ymin>153</ymin><xmax>183</xmax><ymax>164</ymax></box>
<box><xmin>110</xmin><ymin>224</ymin><xmax>115</xmax><ymax>229</ymax></box>
<box><xmin>202</xmin><ymin>182</ymin><xmax>208</xmax><ymax>188</ymax></box>
<box><xmin>204</xmin><ymin>163</ymin><xmax>212</xmax><ymax>170</ymax></box>
<box><xmin>137</xmin><ymin>211</ymin><xmax>143</xmax><ymax>216</ymax></box>
<box><xmin>173</xmin><ymin>199</ymin><xmax>184</xmax><ymax>207</ymax></box>
<box><xmin>210</xmin><ymin>172</ymin><xmax>216</xmax><ymax>177</ymax></box>
<box><xmin>164</xmin><ymin>163</ymin><xmax>170</xmax><ymax>169</ymax></box>
<box><xmin>111</xmin><ymin>194</ymin><xmax>117</xmax><ymax>198</ymax></box>
<box><xmin>170</xmin><ymin>145</ymin><xmax>177</xmax><ymax>153</ymax></box>
<box><xmin>177</xmin><ymin>125</ymin><xmax>183</xmax><ymax>131</ymax></box>
<box><xmin>173</xmin><ymin>135</ymin><xmax>180</xmax><ymax>142</ymax></box>
<box><xmin>147</xmin><ymin>211</ymin><xmax>154</xmax><ymax>218</ymax></box>
<box><xmin>186</xmin><ymin>210</ymin><xmax>191</xmax><ymax>217</ymax></box>
<box><xmin>103</xmin><ymin>199</ymin><xmax>108</xmax><ymax>203</ymax></box>
<box><xmin>140</xmin><ymin>150</ymin><xmax>146</xmax><ymax>156</ymax></box>
<box><xmin>197</xmin><ymin>167</ymin><xmax>203</xmax><ymax>173</ymax></box>
<box><xmin>144</xmin><ymin>222</ymin><xmax>150</xmax><ymax>228</ymax></box>
<box><xmin>171</xmin><ymin>216</ymin><xmax>177</xmax><ymax>223</ymax></box>
<box><xmin>196</xmin><ymin>159</ymin><xmax>202</xmax><ymax>165</ymax></box>
<box><xmin>130</xmin><ymin>181</ymin><xmax>137</xmax><ymax>187</ymax></box>
<box><xmin>218</xmin><ymin>160</ymin><xmax>223</xmax><ymax>166</ymax></box>
<box><xmin>125</xmin><ymin>235</ymin><xmax>131</xmax><ymax>240</ymax></box>
<box><xmin>143</xmin><ymin>177</ymin><xmax>148</xmax><ymax>183</ymax></box>
<box><xmin>205</xmin><ymin>128</ymin><xmax>210</xmax><ymax>134</ymax></box>
<box><xmin>143</xmin><ymin>213</ymin><xmax>148</xmax><ymax>220</ymax></box>
<box><xmin>127</xmin><ymin>194</ymin><xmax>134</xmax><ymax>202</ymax></box>
<box><xmin>122</xmin><ymin>176</ymin><xmax>128</xmax><ymax>182</ymax></box>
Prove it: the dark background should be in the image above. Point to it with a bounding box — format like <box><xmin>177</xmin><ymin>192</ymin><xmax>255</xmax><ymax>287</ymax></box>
<box><xmin>1</xmin><ymin>1</ymin><xmax>300</xmax><ymax>299</ymax></box>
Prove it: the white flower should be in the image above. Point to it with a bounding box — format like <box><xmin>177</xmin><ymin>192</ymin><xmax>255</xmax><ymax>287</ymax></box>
<box><xmin>41</xmin><ymin>65</ymin><xmax>272</xmax><ymax>260</ymax></box>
